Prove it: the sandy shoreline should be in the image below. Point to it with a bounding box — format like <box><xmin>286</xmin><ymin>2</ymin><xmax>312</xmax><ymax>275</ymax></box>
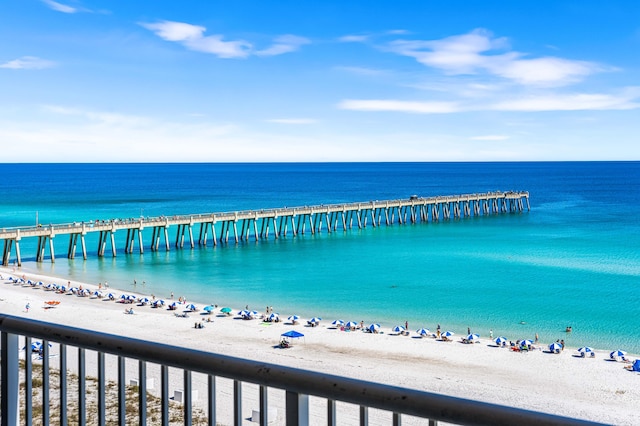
<box><xmin>1</xmin><ymin>266</ymin><xmax>638</xmax><ymax>425</ymax></box>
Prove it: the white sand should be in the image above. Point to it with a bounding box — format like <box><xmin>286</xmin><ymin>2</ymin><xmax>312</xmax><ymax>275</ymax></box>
<box><xmin>1</xmin><ymin>266</ymin><xmax>638</xmax><ymax>425</ymax></box>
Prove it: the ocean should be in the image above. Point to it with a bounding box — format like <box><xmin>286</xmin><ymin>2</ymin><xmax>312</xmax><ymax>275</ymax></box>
<box><xmin>2</xmin><ymin>162</ymin><xmax>639</xmax><ymax>353</ymax></box>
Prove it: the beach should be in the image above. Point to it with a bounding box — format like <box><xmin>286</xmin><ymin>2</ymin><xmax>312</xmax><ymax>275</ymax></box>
<box><xmin>1</xmin><ymin>266</ymin><xmax>638</xmax><ymax>425</ymax></box>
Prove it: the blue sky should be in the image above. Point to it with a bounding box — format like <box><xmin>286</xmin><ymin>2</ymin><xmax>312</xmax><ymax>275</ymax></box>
<box><xmin>2</xmin><ymin>1</ymin><xmax>639</xmax><ymax>161</ymax></box>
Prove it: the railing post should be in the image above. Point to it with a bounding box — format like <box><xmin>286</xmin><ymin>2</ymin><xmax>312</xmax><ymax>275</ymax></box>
<box><xmin>184</xmin><ymin>370</ymin><xmax>192</xmax><ymax>425</ymax></box>
<box><xmin>360</xmin><ymin>406</ymin><xmax>368</xmax><ymax>426</ymax></box>
<box><xmin>208</xmin><ymin>375</ymin><xmax>216</xmax><ymax>426</ymax></box>
<box><xmin>118</xmin><ymin>356</ymin><xmax>126</xmax><ymax>424</ymax></box>
<box><xmin>0</xmin><ymin>331</ymin><xmax>20</xmax><ymax>426</ymax></box>
<box><xmin>234</xmin><ymin>380</ymin><xmax>242</xmax><ymax>426</ymax></box>
<box><xmin>161</xmin><ymin>365</ymin><xmax>169</xmax><ymax>426</ymax></box>
<box><xmin>60</xmin><ymin>344</ymin><xmax>68</xmax><ymax>426</ymax></box>
<box><xmin>327</xmin><ymin>399</ymin><xmax>336</xmax><ymax>426</ymax></box>
<box><xmin>139</xmin><ymin>360</ymin><xmax>147</xmax><ymax>426</ymax></box>
<box><xmin>97</xmin><ymin>352</ymin><xmax>105</xmax><ymax>426</ymax></box>
<box><xmin>286</xmin><ymin>391</ymin><xmax>309</xmax><ymax>426</ymax></box>
<box><xmin>259</xmin><ymin>385</ymin><xmax>268</xmax><ymax>426</ymax></box>
<box><xmin>24</xmin><ymin>336</ymin><xmax>33</xmax><ymax>426</ymax></box>
<box><xmin>78</xmin><ymin>348</ymin><xmax>86</xmax><ymax>426</ymax></box>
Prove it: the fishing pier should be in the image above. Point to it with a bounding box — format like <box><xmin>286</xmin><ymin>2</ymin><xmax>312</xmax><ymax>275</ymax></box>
<box><xmin>1</xmin><ymin>191</ymin><xmax>529</xmax><ymax>266</ymax></box>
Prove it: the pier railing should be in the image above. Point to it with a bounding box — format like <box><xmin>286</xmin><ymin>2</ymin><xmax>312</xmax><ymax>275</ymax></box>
<box><xmin>1</xmin><ymin>314</ymin><xmax>596</xmax><ymax>426</ymax></box>
<box><xmin>1</xmin><ymin>191</ymin><xmax>530</xmax><ymax>266</ymax></box>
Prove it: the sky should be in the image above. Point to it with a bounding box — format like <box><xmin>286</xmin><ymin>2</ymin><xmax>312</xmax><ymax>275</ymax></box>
<box><xmin>2</xmin><ymin>0</ymin><xmax>640</xmax><ymax>162</ymax></box>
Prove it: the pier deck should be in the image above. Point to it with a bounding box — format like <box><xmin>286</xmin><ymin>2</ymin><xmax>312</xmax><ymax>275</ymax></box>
<box><xmin>1</xmin><ymin>191</ymin><xmax>529</xmax><ymax>265</ymax></box>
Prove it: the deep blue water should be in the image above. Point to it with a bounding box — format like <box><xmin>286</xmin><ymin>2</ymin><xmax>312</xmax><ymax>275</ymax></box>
<box><xmin>2</xmin><ymin>162</ymin><xmax>639</xmax><ymax>353</ymax></box>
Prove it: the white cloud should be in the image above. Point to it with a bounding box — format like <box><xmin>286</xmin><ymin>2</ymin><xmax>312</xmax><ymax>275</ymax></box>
<box><xmin>255</xmin><ymin>35</ymin><xmax>311</xmax><ymax>56</ymax></box>
<box><xmin>386</xmin><ymin>29</ymin><xmax>604</xmax><ymax>87</ymax></box>
<box><xmin>42</xmin><ymin>105</ymin><xmax>151</xmax><ymax>126</ymax></box>
<box><xmin>265</xmin><ymin>118</ymin><xmax>317</xmax><ymax>124</ymax></box>
<box><xmin>140</xmin><ymin>21</ymin><xmax>252</xmax><ymax>58</ymax></box>
<box><xmin>338</xmin><ymin>87</ymin><xmax>640</xmax><ymax>114</ymax></box>
<box><xmin>338</xmin><ymin>99</ymin><xmax>460</xmax><ymax>114</ymax></box>
<box><xmin>338</xmin><ymin>35</ymin><xmax>369</xmax><ymax>43</ymax></box>
<box><xmin>490</xmin><ymin>91</ymin><xmax>640</xmax><ymax>112</ymax></box>
<box><xmin>470</xmin><ymin>135</ymin><xmax>510</xmax><ymax>141</ymax></box>
<box><xmin>0</xmin><ymin>56</ymin><xmax>55</xmax><ymax>70</ymax></box>
<box><xmin>335</xmin><ymin>66</ymin><xmax>387</xmax><ymax>76</ymax></box>
<box><xmin>41</xmin><ymin>0</ymin><xmax>76</xmax><ymax>13</ymax></box>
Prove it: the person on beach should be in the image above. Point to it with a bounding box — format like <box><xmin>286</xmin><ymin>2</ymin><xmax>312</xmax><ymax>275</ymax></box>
<box><xmin>489</xmin><ymin>329</ymin><xmax>493</xmax><ymax>339</ymax></box>
<box><xmin>405</xmin><ymin>320</ymin><xmax>409</xmax><ymax>331</ymax></box>
<box><xmin>170</xmin><ymin>292</ymin><xmax>174</xmax><ymax>299</ymax></box>
<box><xmin>535</xmin><ymin>333</ymin><xmax>539</xmax><ymax>343</ymax></box>
<box><xmin>25</xmin><ymin>302</ymin><xmax>30</xmax><ymax>313</ymax></box>
<box><xmin>467</xmin><ymin>327</ymin><xmax>471</xmax><ymax>335</ymax></box>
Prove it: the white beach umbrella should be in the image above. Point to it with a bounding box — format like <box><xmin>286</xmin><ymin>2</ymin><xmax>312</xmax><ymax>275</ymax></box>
<box><xmin>92</xmin><ymin>290</ymin><xmax>102</xmax><ymax>298</ymax></box>
<box><xmin>466</xmin><ymin>333</ymin><xmax>480</xmax><ymax>342</ymax></box>
<box><xmin>345</xmin><ymin>321</ymin><xmax>359</xmax><ymax>329</ymax></box>
<box><xmin>367</xmin><ymin>323</ymin><xmax>381</xmax><ymax>333</ymax></box>
<box><xmin>138</xmin><ymin>297</ymin><xmax>150</xmax><ymax>305</ymax></box>
<box><xmin>392</xmin><ymin>325</ymin><xmax>406</xmax><ymax>333</ymax></box>
<box><xmin>610</xmin><ymin>350</ymin><xmax>627</xmax><ymax>360</ymax></box>
<box><xmin>309</xmin><ymin>317</ymin><xmax>322</xmax><ymax>324</ymax></box>
<box><xmin>494</xmin><ymin>336</ymin><xmax>508</xmax><ymax>345</ymax></box>
<box><xmin>577</xmin><ymin>347</ymin><xmax>593</xmax><ymax>354</ymax></box>
<box><xmin>549</xmin><ymin>343</ymin><xmax>563</xmax><ymax>353</ymax></box>
<box><xmin>416</xmin><ymin>328</ymin><xmax>430</xmax><ymax>337</ymax></box>
<box><xmin>185</xmin><ymin>303</ymin><xmax>197</xmax><ymax>311</ymax></box>
<box><xmin>520</xmin><ymin>339</ymin><xmax>534</xmax><ymax>347</ymax></box>
<box><xmin>267</xmin><ymin>313</ymin><xmax>280</xmax><ymax>321</ymax></box>
<box><xmin>441</xmin><ymin>331</ymin><xmax>454</xmax><ymax>338</ymax></box>
<box><xmin>288</xmin><ymin>315</ymin><xmax>300</xmax><ymax>323</ymax></box>
<box><xmin>332</xmin><ymin>319</ymin><xmax>345</xmax><ymax>326</ymax></box>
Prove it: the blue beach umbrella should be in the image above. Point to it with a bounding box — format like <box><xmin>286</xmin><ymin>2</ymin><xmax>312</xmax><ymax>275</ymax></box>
<box><xmin>281</xmin><ymin>330</ymin><xmax>304</xmax><ymax>339</ymax></box>
<box><xmin>610</xmin><ymin>350</ymin><xmax>627</xmax><ymax>359</ymax></box>
<box><xmin>203</xmin><ymin>305</ymin><xmax>215</xmax><ymax>313</ymax></box>
<box><xmin>332</xmin><ymin>319</ymin><xmax>344</xmax><ymax>326</ymax></box>
<box><xmin>106</xmin><ymin>293</ymin><xmax>115</xmax><ymax>300</ymax></box>
<box><xmin>466</xmin><ymin>333</ymin><xmax>480</xmax><ymax>342</ymax></box>
<box><xmin>367</xmin><ymin>323</ymin><xmax>381</xmax><ymax>333</ymax></box>
<box><xmin>308</xmin><ymin>317</ymin><xmax>321</xmax><ymax>324</ymax></box>
<box><xmin>267</xmin><ymin>313</ymin><xmax>280</xmax><ymax>321</ymax></box>
<box><xmin>441</xmin><ymin>331</ymin><xmax>454</xmax><ymax>338</ymax></box>
<box><xmin>577</xmin><ymin>347</ymin><xmax>594</xmax><ymax>356</ymax></box>
<box><xmin>185</xmin><ymin>304</ymin><xmax>197</xmax><ymax>311</ymax></box>
<box><xmin>220</xmin><ymin>307</ymin><xmax>232</xmax><ymax>314</ymax></box>
<box><xmin>138</xmin><ymin>297</ymin><xmax>150</xmax><ymax>305</ymax></box>
<box><xmin>494</xmin><ymin>336</ymin><xmax>508</xmax><ymax>345</ymax></box>
<box><xmin>416</xmin><ymin>328</ymin><xmax>430</xmax><ymax>337</ymax></box>
<box><xmin>345</xmin><ymin>321</ymin><xmax>358</xmax><ymax>328</ymax></box>
<box><xmin>392</xmin><ymin>325</ymin><xmax>405</xmax><ymax>333</ymax></box>
<box><xmin>549</xmin><ymin>343</ymin><xmax>563</xmax><ymax>353</ymax></box>
<box><xmin>520</xmin><ymin>339</ymin><xmax>533</xmax><ymax>347</ymax></box>
<box><xmin>288</xmin><ymin>315</ymin><xmax>300</xmax><ymax>323</ymax></box>
<box><xmin>93</xmin><ymin>290</ymin><xmax>102</xmax><ymax>298</ymax></box>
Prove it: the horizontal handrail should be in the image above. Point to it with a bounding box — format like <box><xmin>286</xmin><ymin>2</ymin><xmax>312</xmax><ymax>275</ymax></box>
<box><xmin>0</xmin><ymin>314</ymin><xmax>596</xmax><ymax>426</ymax></box>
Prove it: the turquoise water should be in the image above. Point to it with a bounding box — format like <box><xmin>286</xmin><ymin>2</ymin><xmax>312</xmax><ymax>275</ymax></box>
<box><xmin>2</xmin><ymin>162</ymin><xmax>639</xmax><ymax>353</ymax></box>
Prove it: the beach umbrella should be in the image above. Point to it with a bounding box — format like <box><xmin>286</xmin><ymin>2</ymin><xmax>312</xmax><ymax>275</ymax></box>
<box><xmin>45</xmin><ymin>284</ymin><xmax>56</xmax><ymax>290</ymax></box>
<box><xmin>416</xmin><ymin>328</ymin><xmax>430</xmax><ymax>337</ymax></box>
<box><xmin>70</xmin><ymin>287</ymin><xmax>79</xmax><ymax>294</ymax></box>
<box><xmin>345</xmin><ymin>321</ymin><xmax>358</xmax><ymax>328</ymax></box>
<box><xmin>549</xmin><ymin>343</ymin><xmax>563</xmax><ymax>353</ymax></box>
<box><xmin>93</xmin><ymin>290</ymin><xmax>102</xmax><ymax>298</ymax></box>
<box><xmin>332</xmin><ymin>319</ymin><xmax>345</xmax><ymax>326</ymax></box>
<box><xmin>203</xmin><ymin>305</ymin><xmax>215</xmax><ymax>313</ymax></box>
<box><xmin>250</xmin><ymin>310</ymin><xmax>260</xmax><ymax>317</ymax></box>
<box><xmin>152</xmin><ymin>300</ymin><xmax>164</xmax><ymax>308</ymax></box>
<box><xmin>466</xmin><ymin>333</ymin><xmax>480</xmax><ymax>342</ymax></box>
<box><xmin>392</xmin><ymin>325</ymin><xmax>406</xmax><ymax>333</ymax></box>
<box><xmin>185</xmin><ymin>303</ymin><xmax>197</xmax><ymax>311</ymax></box>
<box><xmin>578</xmin><ymin>347</ymin><xmax>593</xmax><ymax>354</ymax></box>
<box><xmin>441</xmin><ymin>331</ymin><xmax>454</xmax><ymax>338</ymax></box>
<box><xmin>267</xmin><ymin>313</ymin><xmax>280</xmax><ymax>321</ymax></box>
<box><xmin>520</xmin><ymin>339</ymin><xmax>534</xmax><ymax>347</ymax></box>
<box><xmin>309</xmin><ymin>317</ymin><xmax>322</xmax><ymax>324</ymax></box>
<box><xmin>29</xmin><ymin>341</ymin><xmax>52</xmax><ymax>352</ymax></box>
<box><xmin>138</xmin><ymin>297</ymin><xmax>150</xmax><ymax>305</ymax></box>
<box><xmin>281</xmin><ymin>330</ymin><xmax>304</xmax><ymax>338</ymax></box>
<box><xmin>220</xmin><ymin>307</ymin><xmax>232</xmax><ymax>314</ymax></box>
<box><xmin>610</xmin><ymin>350</ymin><xmax>627</xmax><ymax>359</ymax></box>
<box><xmin>238</xmin><ymin>309</ymin><xmax>249</xmax><ymax>316</ymax></box>
<box><xmin>106</xmin><ymin>293</ymin><xmax>115</xmax><ymax>300</ymax></box>
<box><xmin>494</xmin><ymin>336</ymin><xmax>508</xmax><ymax>345</ymax></box>
<box><xmin>288</xmin><ymin>315</ymin><xmax>300</xmax><ymax>323</ymax></box>
<box><xmin>367</xmin><ymin>323</ymin><xmax>381</xmax><ymax>333</ymax></box>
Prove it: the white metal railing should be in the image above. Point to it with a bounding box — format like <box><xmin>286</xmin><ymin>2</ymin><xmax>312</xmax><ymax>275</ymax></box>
<box><xmin>0</xmin><ymin>314</ymin><xmax>598</xmax><ymax>426</ymax></box>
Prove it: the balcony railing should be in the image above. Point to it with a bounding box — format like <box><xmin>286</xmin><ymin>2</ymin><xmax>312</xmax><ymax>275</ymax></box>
<box><xmin>1</xmin><ymin>314</ymin><xmax>599</xmax><ymax>426</ymax></box>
